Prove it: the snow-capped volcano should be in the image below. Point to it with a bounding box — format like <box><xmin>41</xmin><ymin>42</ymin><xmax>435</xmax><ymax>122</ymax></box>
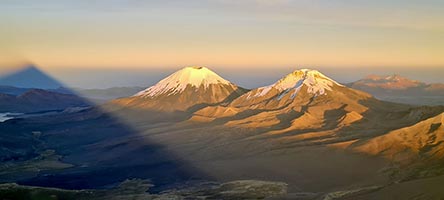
<box><xmin>252</xmin><ymin>69</ymin><xmax>342</xmax><ymax>99</ymax></box>
<box><xmin>237</xmin><ymin>69</ymin><xmax>343</xmax><ymax>103</ymax></box>
<box><xmin>112</xmin><ymin>66</ymin><xmax>247</xmax><ymax>112</ymax></box>
<box><xmin>229</xmin><ymin>68</ymin><xmax>368</xmax><ymax>108</ymax></box>
<box><xmin>135</xmin><ymin>66</ymin><xmax>232</xmax><ymax>98</ymax></box>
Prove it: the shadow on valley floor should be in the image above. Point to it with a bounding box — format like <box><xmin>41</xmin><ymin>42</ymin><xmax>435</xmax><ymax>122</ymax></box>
<box><xmin>15</xmin><ymin>109</ymin><xmax>209</xmax><ymax>190</ymax></box>
<box><xmin>0</xmin><ymin>66</ymin><xmax>211</xmax><ymax>192</ymax></box>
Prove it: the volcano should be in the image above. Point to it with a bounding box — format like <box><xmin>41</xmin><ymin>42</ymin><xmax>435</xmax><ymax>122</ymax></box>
<box><xmin>111</xmin><ymin>66</ymin><xmax>248</xmax><ymax>112</ymax></box>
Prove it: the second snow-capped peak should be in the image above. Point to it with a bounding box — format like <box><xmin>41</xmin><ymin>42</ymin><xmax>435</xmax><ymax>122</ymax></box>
<box><xmin>135</xmin><ymin>66</ymin><xmax>232</xmax><ymax>97</ymax></box>
<box><xmin>251</xmin><ymin>69</ymin><xmax>342</xmax><ymax>98</ymax></box>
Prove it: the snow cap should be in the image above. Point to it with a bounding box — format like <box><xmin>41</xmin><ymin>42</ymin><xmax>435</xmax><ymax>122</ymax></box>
<box><xmin>135</xmin><ymin>66</ymin><xmax>231</xmax><ymax>97</ymax></box>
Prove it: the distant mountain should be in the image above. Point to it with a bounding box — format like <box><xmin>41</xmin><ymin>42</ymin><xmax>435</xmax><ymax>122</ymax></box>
<box><xmin>0</xmin><ymin>64</ymin><xmax>62</xmax><ymax>89</ymax></box>
<box><xmin>0</xmin><ymin>89</ymin><xmax>90</xmax><ymax>113</ymax></box>
<box><xmin>348</xmin><ymin>74</ymin><xmax>444</xmax><ymax>94</ymax></box>
<box><xmin>351</xmin><ymin>74</ymin><xmax>425</xmax><ymax>90</ymax></box>
<box><xmin>348</xmin><ymin>74</ymin><xmax>444</xmax><ymax>105</ymax></box>
<box><xmin>111</xmin><ymin>66</ymin><xmax>248</xmax><ymax>112</ymax></box>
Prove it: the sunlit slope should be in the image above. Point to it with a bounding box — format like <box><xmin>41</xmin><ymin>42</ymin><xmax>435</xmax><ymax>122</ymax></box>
<box><xmin>188</xmin><ymin>69</ymin><xmax>444</xmax><ymax>163</ymax></box>
<box><xmin>353</xmin><ymin>112</ymin><xmax>444</xmax><ymax>162</ymax></box>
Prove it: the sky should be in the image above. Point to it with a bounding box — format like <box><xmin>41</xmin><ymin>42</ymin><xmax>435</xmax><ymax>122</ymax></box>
<box><xmin>1</xmin><ymin>0</ymin><xmax>443</xmax><ymax>88</ymax></box>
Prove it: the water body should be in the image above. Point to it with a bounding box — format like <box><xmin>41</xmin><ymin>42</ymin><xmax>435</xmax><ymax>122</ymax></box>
<box><xmin>0</xmin><ymin>112</ymin><xmax>22</xmax><ymax>122</ymax></box>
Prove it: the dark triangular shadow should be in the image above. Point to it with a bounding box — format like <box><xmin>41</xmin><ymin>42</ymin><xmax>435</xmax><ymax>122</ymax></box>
<box><xmin>0</xmin><ymin>65</ymin><xmax>211</xmax><ymax>191</ymax></box>
<box><xmin>0</xmin><ymin>64</ymin><xmax>93</xmax><ymax>113</ymax></box>
<box><xmin>0</xmin><ymin>64</ymin><xmax>63</xmax><ymax>89</ymax></box>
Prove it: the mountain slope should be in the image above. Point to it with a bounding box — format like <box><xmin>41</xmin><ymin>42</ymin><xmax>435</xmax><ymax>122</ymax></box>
<box><xmin>189</xmin><ymin>69</ymin><xmax>444</xmax><ymax>167</ymax></box>
<box><xmin>229</xmin><ymin>69</ymin><xmax>369</xmax><ymax>108</ymax></box>
<box><xmin>0</xmin><ymin>85</ymin><xmax>31</xmax><ymax>95</ymax></box>
<box><xmin>110</xmin><ymin>66</ymin><xmax>248</xmax><ymax>112</ymax></box>
<box><xmin>353</xmin><ymin>112</ymin><xmax>444</xmax><ymax>162</ymax></box>
<box><xmin>0</xmin><ymin>89</ymin><xmax>90</xmax><ymax>113</ymax></box>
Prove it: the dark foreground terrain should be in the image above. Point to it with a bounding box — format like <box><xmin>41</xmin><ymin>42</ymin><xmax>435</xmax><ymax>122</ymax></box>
<box><xmin>0</xmin><ymin>179</ymin><xmax>289</xmax><ymax>200</ymax></box>
<box><xmin>1</xmin><ymin>104</ymin><xmax>444</xmax><ymax>199</ymax></box>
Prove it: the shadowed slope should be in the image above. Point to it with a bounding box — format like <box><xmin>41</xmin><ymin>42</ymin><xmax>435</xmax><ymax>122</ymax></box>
<box><xmin>7</xmin><ymin>108</ymin><xmax>210</xmax><ymax>190</ymax></box>
<box><xmin>0</xmin><ymin>89</ymin><xmax>90</xmax><ymax>113</ymax></box>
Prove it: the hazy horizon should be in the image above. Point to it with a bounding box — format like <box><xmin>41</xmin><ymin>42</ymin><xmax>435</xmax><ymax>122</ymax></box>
<box><xmin>49</xmin><ymin>66</ymin><xmax>444</xmax><ymax>89</ymax></box>
<box><xmin>1</xmin><ymin>64</ymin><xmax>443</xmax><ymax>89</ymax></box>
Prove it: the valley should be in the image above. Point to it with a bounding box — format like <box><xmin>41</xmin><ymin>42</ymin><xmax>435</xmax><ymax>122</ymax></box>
<box><xmin>1</xmin><ymin>66</ymin><xmax>443</xmax><ymax>199</ymax></box>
